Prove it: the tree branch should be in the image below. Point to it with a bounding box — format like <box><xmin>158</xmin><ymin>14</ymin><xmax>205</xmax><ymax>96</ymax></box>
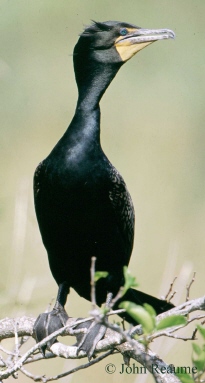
<box><xmin>0</xmin><ymin>296</ymin><xmax>204</xmax><ymax>382</ymax></box>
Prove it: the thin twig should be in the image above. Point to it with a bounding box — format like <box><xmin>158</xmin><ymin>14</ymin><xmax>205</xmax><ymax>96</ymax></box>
<box><xmin>14</xmin><ymin>320</ymin><xmax>19</xmax><ymax>363</ymax></box>
<box><xmin>90</xmin><ymin>256</ymin><xmax>97</xmax><ymax>309</ymax></box>
<box><xmin>192</xmin><ymin>327</ymin><xmax>198</xmax><ymax>340</ymax></box>
<box><xmin>24</xmin><ymin>352</ymin><xmax>56</xmax><ymax>365</ymax></box>
<box><xmin>109</xmin><ymin>286</ymin><xmax>124</xmax><ymax>308</ymax></box>
<box><xmin>147</xmin><ymin>314</ymin><xmax>205</xmax><ymax>342</ymax></box>
<box><xmin>165</xmin><ymin>276</ymin><xmax>177</xmax><ymax>301</ymax></box>
<box><xmin>20</xmin><ymin>367</ymin><xmax>45</xmax><ymax>382</ymax></box>
<box><xmin>45</xmin><ymin>350</ymin><xmax>114</xmax><ymax>382</ymax></box>
<box><xmin>0</xmin><ymin>295</ymin><xmax>205</xmax><ymax>382</ymax></box>
<box><xmin>22</xmin><ymin>350</ymin><xmax>114</xmax><ymax>382</ymax></box>
<box><xmin>0</xmin><ymin>354</ymin><xmax>7</xmax><ymax>368</ymax></box>
<box><xmin>191</xmin><ymin>317</ymin><xmax>205</xmax><ymax>341</ymax></box>
<box><xmin>186</xmin><ymin>271</ymin><xmax>196</xmax><ymax>301</ymax></box>
<box><xmin>105</xmin><ymin>292</ymin><xmax>113</xmax><ymax>307</ymax></box>
<box><xmin>168</xmin><ymin>291</ymin><xmax>177</xmax><ymax>302</ymax></box>
<box><xmin>0</xmin><ymin>346</ymin><xmax>17</xmax><ymax>356</ymax></box>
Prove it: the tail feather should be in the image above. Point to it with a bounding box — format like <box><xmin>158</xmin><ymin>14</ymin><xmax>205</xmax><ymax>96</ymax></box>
<box><xmin>114</xmin><ymin>288</ymin><xmax>174</xmax><ymax>325</ymax></box>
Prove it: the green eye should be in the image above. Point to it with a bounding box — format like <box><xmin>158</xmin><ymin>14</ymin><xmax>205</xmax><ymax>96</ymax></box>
<box><xmin>120</xmin><ymin>28</ymin><xmax>128</xmax><ymax>36</ymax></box>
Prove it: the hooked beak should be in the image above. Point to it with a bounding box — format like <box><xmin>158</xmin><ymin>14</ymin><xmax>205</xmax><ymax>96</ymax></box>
<box><xmin>115</xmin><ymin>27</ymin><xmax>175</xmax><ymax>61</ymax></box>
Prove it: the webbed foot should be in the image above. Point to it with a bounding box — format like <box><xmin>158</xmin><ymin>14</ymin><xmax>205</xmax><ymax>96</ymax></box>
<box><xmin>33</xmin><ymin>301</ymin><xmax>69</xmax><ymax>354</ymax></box>
<box><xmin>75</xmin><ymin>319</ymin><xmax>107</xmax><ymax>360</ymax></box>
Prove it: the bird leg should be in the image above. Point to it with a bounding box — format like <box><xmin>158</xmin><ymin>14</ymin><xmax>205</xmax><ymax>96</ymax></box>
<box><xmin>33</xmin><ymin>282</ymin><xmax>69</xmax><ymax>354</ymax></box>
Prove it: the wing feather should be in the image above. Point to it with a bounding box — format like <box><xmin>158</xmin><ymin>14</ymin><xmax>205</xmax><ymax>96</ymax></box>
<box><xmin>109</xmin><ymin>167</ymin><xmax>135</xmax><ymax>258</ymax></box>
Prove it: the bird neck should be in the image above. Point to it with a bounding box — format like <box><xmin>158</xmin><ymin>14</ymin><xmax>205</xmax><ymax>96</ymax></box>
<box><xmin>76</xmin><ymin>62</ymin><xmax>121</xmax><ymax>111</ymax></box>
<box><xmin>67</xmin><ymin>106</ymin><xmax>101</xmax><ymax>147</ymax></box>
<box><xmin>63</xmin><ymin>62</ymin><xmax>121</xmax><ymax>153</ymax></box>
<box><xmin>63</xmin><ymin>62</ymin><xmax>122</xmax><ymax>148</ymax></box>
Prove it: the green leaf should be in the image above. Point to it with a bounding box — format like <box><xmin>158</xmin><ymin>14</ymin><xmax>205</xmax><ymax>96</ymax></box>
<box><xmin>94</xmin><ymin>271</ymin><xmax>108</xmax><ymax>282</ymax></box>
<box><xmin>176</xmin><ymin>372</ymin><xmax>194</xmax><ymax>383</ymax></box>
<box><xmin>192</xmin><ymin>342</ymin><xmax>202</xmax><ymax>356</ymax></box>
<box><xmin>156</xmin><ymin>315</ymin><xmax>186</xmax><ymax>331</ymax></box>
<box><xmin>122</xmin><ymin>267</ymin><xmax>138</xmax><ymax>296</ymax></box>
<box><xmin>197</xmin><ymin>325</ymin><xmax>205</xmax><ymax>340</ymax></box>
<box><xmin>143</xmin><ymin>303</ymin><xmax>156</xmax><ymax>329</ymax></box>
<box><xmin>192</xmin><ymin>351</ymin><xmax>205</xmax><ymax>372</ymax></box>
<box><xmin>119</xmin><ymin>301</ymin><xmax>155</xmax><ymax>334</ymax></box>
<box><xmin>143</xmin><ymin>303</ymin><xmax>156</xmax><ymax>317</ymax></box>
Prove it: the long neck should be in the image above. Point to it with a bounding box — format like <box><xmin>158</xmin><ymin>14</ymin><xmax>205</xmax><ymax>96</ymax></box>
<box><xmin>50</xmin><ymin>58</ymin><xmax>122</xmax><ymax>162</ymax></box>
<box><xmin>76</xmin><ymin>62</ymin><xmax>121</xmax><ymax>111</ymax></box>
<box><xmin>64</xmin><ymin>61</ymin><xmax>121</xmax><ymax>148</ymax></box>
<box><xmin>66</xmin><ymin>106</ymin><xmax>101</xmax><ymax>147</ymax></box>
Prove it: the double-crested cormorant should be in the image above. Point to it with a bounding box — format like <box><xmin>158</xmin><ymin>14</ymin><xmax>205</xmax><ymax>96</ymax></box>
<box><xmin>34</xmin><ymin>21</ymin><xmax>175</xmax><ymax>356</ymax></box>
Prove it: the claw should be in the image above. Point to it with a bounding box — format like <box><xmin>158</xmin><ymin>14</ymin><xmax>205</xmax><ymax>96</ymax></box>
<box><xmin>33</xmin><ymin>302</ymin><xmax>69</xmax><ymax>354</ymax></box>
<box><xmin>75</xmin><ymin>319</ymin><xmax>107</xmax><ymax>360</ymax></box>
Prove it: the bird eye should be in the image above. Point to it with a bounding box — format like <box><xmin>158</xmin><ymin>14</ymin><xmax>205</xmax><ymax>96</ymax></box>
<box><xmin>120</xmin><ymin>28</ymin><xmax>128</xmax><ymax>36</ymax></box>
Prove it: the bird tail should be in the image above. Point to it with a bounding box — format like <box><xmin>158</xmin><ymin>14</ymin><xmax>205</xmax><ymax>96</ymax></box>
<box><xmin>114</xmin><ymin>288</ymin><xmax>174</xmax><ymax>325</ymax></box>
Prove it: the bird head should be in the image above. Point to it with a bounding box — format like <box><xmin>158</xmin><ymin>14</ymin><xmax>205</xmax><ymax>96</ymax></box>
<box><xmin>74</xmin><ymin>21</ymin><xmax>175</xmax><ymax>65</ymax></box>
<box><xmin>73</xmin><ymin>21</ymin><xmax>175</xmax><ymax>105</ymax></box>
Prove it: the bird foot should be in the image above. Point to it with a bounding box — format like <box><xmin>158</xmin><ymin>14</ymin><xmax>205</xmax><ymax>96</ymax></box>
<box><xmin>75</xmin><ymin>319</ymin><xmax>107</xmax><ymax>360</ymax></box>
<box><xmin>33</xmin><ymin>301</ymin><xmax>69</xmax><ymax>355</ymax></box>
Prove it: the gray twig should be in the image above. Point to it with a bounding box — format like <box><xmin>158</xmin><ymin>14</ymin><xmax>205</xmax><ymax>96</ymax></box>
<box><xmin>186</xmin><ymin>271</ymin><xmax>196</xmax><ymax>301</ymax></box>
<box><xmin>90</xmin><ymin>256</ymin><xmax>97</xmax><ymax>309</ymax></box>
<box><xmin>165</xmin><ymin>276</ymin><xmax>177</xmax><ymax>301</ymax></box>
<box><xmin>0</xmin><ymin>296</ymin><xmax>204</xmax><ymax>382</ymax></box>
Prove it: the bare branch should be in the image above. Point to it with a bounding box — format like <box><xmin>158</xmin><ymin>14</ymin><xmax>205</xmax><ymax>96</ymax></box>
<box><xmin>0</xmin><ymin>296</ymin><xmax>204</xmax><ymax>382</ymax></box>
<box><xmin>186</xmin><ymin>271</ymin><xmax>196</xmax><ymax>301</ymax></box>
<box><xmin>20</xmin><ymin>350</ymin><xmax>114</xmax><ymax>382</ymax></box>
<box><xmin>0</xmin><ymin>316</ymin><xmax>35</xmax><ymax>341</ymax></box>
<box><xmin>165</xmin><ymin>276</ymin><xmax>177</xmax><ymax>301</ymax></box>
<box><xmin>14</xmin><ymin>320</ymin><xmax>19</xmax><ymax>363</ymax></box>
<box><xmin>41</xmin><ymin>350</ymin><xmax>113</xmax><ymax>382</ymax></box>
<box><xmin>167</xmin><ymin>291</ymin><xmax>177</xmax><ymax>302</ymax></box>
<box><xmin>131</xmin><ymin>295</ymin><xmax>205</xmax><ymax>336</ymax></box>
<box><xmin>90</xmin><ymin>256</ymin><xmax>97</xmax><ymax>309</ymax></box>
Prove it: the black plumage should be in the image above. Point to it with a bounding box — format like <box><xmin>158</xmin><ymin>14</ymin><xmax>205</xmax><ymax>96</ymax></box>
<box><xmin>33</xmin><ymin>21</ymin><xmax>175</xmax><ymax>355</ymax></box>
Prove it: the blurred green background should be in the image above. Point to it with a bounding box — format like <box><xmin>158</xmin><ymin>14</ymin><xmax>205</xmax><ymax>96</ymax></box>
<box><xmin>0</xmin><ymin>0</ymin><xmax>205</xmax><ymax>382</ymax></box>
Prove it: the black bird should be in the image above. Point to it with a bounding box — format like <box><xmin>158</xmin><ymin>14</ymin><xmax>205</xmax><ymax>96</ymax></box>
<box><xmin>34</xmin><ymin>21</ymin><xmax>175</xmax><ymax>356</ymax></box>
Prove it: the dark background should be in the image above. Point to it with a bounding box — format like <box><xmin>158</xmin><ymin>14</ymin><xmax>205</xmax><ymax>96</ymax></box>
<box><xmin>0</xmin><ymin>1</ymin><xmax>204</xmax><ymax>382</ymax></box>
